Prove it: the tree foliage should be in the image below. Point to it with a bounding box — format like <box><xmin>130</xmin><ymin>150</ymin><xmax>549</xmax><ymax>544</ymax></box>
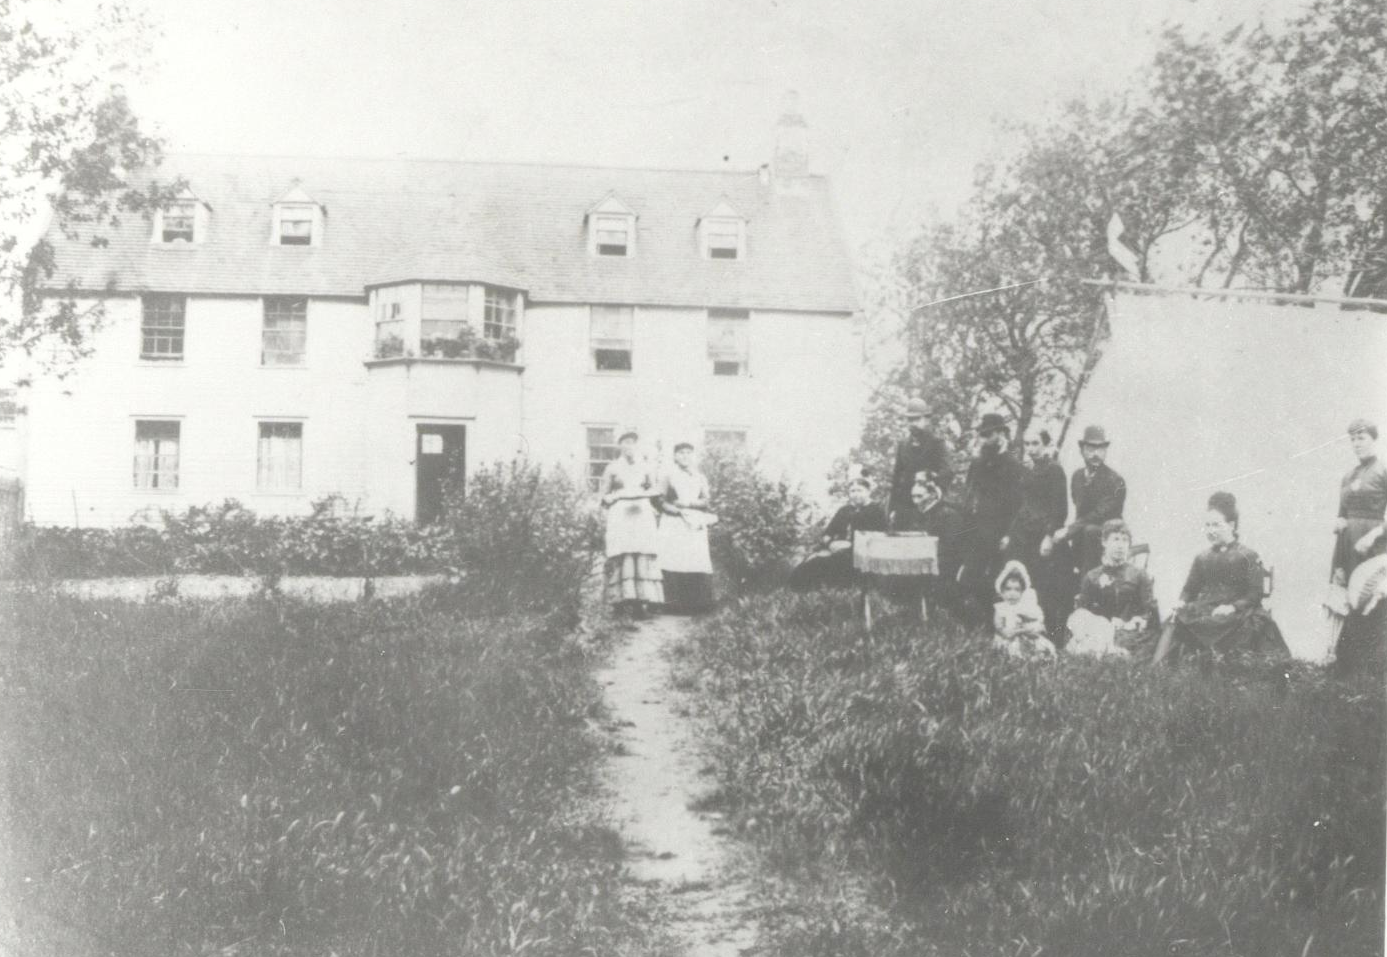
<box><xmin>0</xmin><ymin>0</ymin><xmax>179</xmax><ymax>370</ymax></box>
<box><xmin>1147</xmin><ymin>0</ymin><xmax>1387</xmax><ymax>293</ymax></box>
<box><xmin>861</xmin><ymin>0</ymin><xmax>1387</xmax><ymax>467</ymax></box>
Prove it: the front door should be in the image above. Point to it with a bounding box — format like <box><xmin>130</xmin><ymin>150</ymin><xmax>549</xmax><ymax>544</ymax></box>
<box><xmin>415</xmin><ymin>424</ymin><xmax>466</xmax><ymax>524</ymax></box>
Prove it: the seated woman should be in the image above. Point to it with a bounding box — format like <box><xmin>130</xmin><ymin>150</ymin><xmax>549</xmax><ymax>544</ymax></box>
<box><xmin>1066</xmin><ymin>519</ymin><xmax>1159</xmax><ymax>658</ymax></box>
<box><xmin>1152</xmin><ymin>491</ymin><xmax>1288</xmax><ymax>663</ymax></box>
<box><xmin>789</xmin><ymin>476</ymin><xmax>885</xmax><ymax>590</ymax></box>
<box><xmin>886</xmin><ymin>473</ymin><xmax>967</xmax><ymax>617</ymax></box>
<box><xmin>993</xmin><ymin>560</ymin><xmax>1055</xmax><ymax>659</ymax></box>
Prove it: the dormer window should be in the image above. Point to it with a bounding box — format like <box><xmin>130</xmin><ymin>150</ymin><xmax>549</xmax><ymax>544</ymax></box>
<box><xmin>699</xmin><ymin>200</ymin><xmax>747</xmax><ymax>260</ymax></box>
<box><xmin>586</xmin><ymin>194</ymin><xmax>636</xmax><ymax>258</ymax></box>
<box><xmin>594</xmin><ymin>216</ymin><xmax>631</xmax><ymax>256</ymax></box>
<box><xmin>153</xmin><ymin>191</ymin><xmax>209</xmax><ymax>245</ymax></box>
<box><xmin>277</xmin><ymin>205</ymin><xmax>315</xmax><ymax>245</ymax></box>
<box><xmin>271</xmin><ymin>185</ymin><xmax>325</xmax><ymax>247</ymax></box>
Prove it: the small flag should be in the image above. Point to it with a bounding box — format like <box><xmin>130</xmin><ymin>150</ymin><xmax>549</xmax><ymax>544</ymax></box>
<box><xmin>1106</xmin><ymin>212</ymin><xmax>1140</xmax><ymax>278</ymax></box>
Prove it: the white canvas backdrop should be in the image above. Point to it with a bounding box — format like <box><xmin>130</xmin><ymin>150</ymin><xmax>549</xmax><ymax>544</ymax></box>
<box><xmin>1064</xmin><ymin>290</ymin><xmax>1387</xmax><ymax>660</ymax></box>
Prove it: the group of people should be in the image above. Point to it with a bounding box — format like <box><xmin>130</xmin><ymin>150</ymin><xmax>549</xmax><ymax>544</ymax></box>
<box><xmin>597</xmin><ymin>431</ymin><xmax>718</xmax><ymax>619</ymax></box>
<box><xmin>596</xmin><ymin>406</ymin><xmax>1387</xmax><ymax>664</ymax></box>
<box><xmin>795</xmin><ymin>398</ymin><xmax>1387</xmax><ymax>664</ymax></box>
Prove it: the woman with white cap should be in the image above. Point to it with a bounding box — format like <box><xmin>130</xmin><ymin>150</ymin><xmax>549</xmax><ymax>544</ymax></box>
<box><xmin>598</xmin><ymin>430</ymin><xmax>664</xmax><ymax>618</ymax></box>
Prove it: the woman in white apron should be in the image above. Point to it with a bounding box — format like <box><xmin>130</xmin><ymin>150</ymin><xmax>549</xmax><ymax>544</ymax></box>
<box><xmin>599</xmin><ymin>431</ymin><xmax>664</xmax><ymax>617</ymax></box>
<box><xmin>658</xmin><ymin>442</ymin><xmax>716</xmax><ymax>614</ymax></box>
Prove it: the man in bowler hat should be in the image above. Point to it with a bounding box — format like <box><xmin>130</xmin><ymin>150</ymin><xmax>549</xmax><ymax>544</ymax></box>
<box><xmin>889</xmin><ymin>396</ymin><xmax>953</xmax><ymax>524</ymax></box>
<box><xmin>1053</xmin><ymin>425</ymin><xmax>1127</xmax><ymax>578</ymax></box>
<box><xmin>960</xmin><ymin>412</ymin><xmax>1025</xmax><ymax>624</ymax></box>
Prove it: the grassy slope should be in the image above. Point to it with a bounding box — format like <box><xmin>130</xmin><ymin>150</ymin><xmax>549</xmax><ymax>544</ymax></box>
<box><xmin>674</xmin><ymin>591</ymin><xmax>1385</xmax><ymax>957</ymax></box>
<box><xmin>0</xmin><ymin>590</ymin><xmax>645</xmax><ymax>957</ymax></box>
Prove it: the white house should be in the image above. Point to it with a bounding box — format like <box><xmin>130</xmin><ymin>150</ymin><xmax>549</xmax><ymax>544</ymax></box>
<box><xmin>18</xmin><ymin>124</ymin><xmax>862</xmax><ymax>526</ymax></box>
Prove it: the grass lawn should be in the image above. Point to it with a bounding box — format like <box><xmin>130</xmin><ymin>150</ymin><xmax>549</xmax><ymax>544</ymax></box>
<box><xmin>674</xmin><ymin>590</ymin><xmax>1386</xmax><ymax>957</ymax></box>
<box><xmin>0</xmin><ymin>589</ymin><xmax>646</xmax><ymax>956</ymax></box>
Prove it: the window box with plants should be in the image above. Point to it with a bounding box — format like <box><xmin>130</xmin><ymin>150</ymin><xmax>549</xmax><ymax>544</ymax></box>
<box><xmin>420</xmin><ymin>325</ymin><xmax>520</xmax><ymax>363</ymax></box>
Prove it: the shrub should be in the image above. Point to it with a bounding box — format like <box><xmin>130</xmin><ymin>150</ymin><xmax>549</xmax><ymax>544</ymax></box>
<box><xmin>438</xmin><ymin>458</ymin><xmax>602</xmax><ymax>616</ymax></box>
<box><xmin>676</xmin><ymin>591</ymin><xmax>1385</xmax><ymax>956</ymax></box>
<box><xmin>0</xmin><ymin>591</ymin><xmax>640</xmax><ymax>956</ymax></box>
<box><xmin>8</xmin><ymin>523</ymin><xmax>175</xmax><ymax>578</ymax></box>
<box><xmin>701</xmin><ymin>445</ymin><xmax>815</xmax><ymax>594</ymax></box>
<box><xmin>7</xmin><ymin>497</ymin><xmax>442</xmax><ymax>580</ymax></box>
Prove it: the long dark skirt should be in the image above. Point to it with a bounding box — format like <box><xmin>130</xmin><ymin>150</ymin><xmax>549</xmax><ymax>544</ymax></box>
<box><xmin>663</xmin><ymin>571</ymin><xmax>715</xmax><ymax>614</ymax></box>
<box><xmin>790</xmin><ymin>550</ymin><xmax>856</xmax><ymax>591</ymax></box>
<box><xmin>1168</xmin><ymin>602</ymin><xmax>1288</xmax><ymax>659</ymax></box>
<box><xmin>1334</xmin><ymin>604</ymin><xmax>1387</xmax><ymax>676</ymax></box>
<box><xmin>1334</xmin><ymin>518</ymin><xmax>1387</xmax><ymax>581</ymax></box>
<box><xmin>1006</xmin><ymin>536</ymin><xmax>1070</xmax><ymax>645</ymax></box>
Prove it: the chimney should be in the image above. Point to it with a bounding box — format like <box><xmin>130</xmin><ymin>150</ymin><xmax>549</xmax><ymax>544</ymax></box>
<box><xmin>772</xmin><ymin>90</ymin><xmax>810</xmax><ymax>192</ymax></box>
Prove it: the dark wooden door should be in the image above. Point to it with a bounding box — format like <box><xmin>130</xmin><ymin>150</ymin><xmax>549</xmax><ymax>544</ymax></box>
<box><xmin>415</xmin><ymin>424</ymin><xmax>465</xmax><ymax>524</ymax></box>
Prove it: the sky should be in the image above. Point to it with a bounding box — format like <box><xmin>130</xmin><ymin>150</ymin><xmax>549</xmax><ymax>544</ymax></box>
<box><xmin>115</xmin><ymin>0</ymin><xmax>1307</xmax><ymax>252</ymax></box>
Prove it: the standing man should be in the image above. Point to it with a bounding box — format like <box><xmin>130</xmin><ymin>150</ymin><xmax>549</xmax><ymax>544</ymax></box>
<box><xmin>1005</xmin><ymin>429</ymin><xmax>1069</xmax><ymax>634</ymax></box>
<box><xmin>889</xmin><ymin>396</ymin><xmax>953</xmax><ymax>524</ymax></box>
<box><xmin>960</xmin><ymin>412</ymin><xmax>1025</xmax><ymax>624</ymax></box>
<box><xmin>1053</xmin><ymin>425</ymin><xmax>1126</xmax><ymax>580</ymax></box>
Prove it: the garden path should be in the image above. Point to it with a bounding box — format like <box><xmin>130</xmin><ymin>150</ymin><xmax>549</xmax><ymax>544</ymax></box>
<box><xmin>596</xmin><ymin>613</ymin><xmax>760</xmax><ymax>957</ymax></box>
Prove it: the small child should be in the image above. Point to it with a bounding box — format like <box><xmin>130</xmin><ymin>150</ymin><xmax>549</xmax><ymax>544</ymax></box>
<box><xmin>993</xmin><ymin>560</ymin><xmax>1056</xmax><ymax>659</ymax></box>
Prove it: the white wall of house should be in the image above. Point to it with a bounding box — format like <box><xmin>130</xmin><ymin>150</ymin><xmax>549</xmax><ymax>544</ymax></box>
<box><xmin>361</xmin><ymin>359</ymin><xmax>524</xmax><ymax>517</ymax></box>
<box><xmin>23</xmin><ymin>296</ymin><xmax>374</xmax><ymax>525</ymax></box>
<box><xmin>520</xmin><ymin>302</ymin><xmax>863</xmax><ymax>499</ymax></box>
<box><xmin>21</xmin><ymin>295</ymin><xmax>863</xmax><ymax>525</ymax></box>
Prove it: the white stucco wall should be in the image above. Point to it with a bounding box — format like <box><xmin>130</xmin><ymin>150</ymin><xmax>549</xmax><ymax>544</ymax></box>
<box><xmin>520</xmin><ymin>303</ymin><xmax>863</xmax><ymax>500</ymax></box>
<box><xmin>21</xmin><ymin>295</ymin><xmax>864</xmax><ymax>525</ymax></box>
<box><xmin>23</xmin><ymin>295</ymin><xmax>373</xmax><ymax>525</ymax></box>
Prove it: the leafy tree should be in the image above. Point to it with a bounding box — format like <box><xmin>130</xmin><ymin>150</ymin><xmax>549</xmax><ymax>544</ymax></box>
<box><xmin>857</xmin><ymin>0</ymin><xmax>1387</xmax><ymax>473</ymax></box>
<box><xmin>1145</xmin><ymin>0</ymin><xmax>1387</xmax><ymax>293</ymax></box>
<box><xmin>1</xmin><ymin>0</ymin><xmax>179</xmax><ymax>371</ymax></box>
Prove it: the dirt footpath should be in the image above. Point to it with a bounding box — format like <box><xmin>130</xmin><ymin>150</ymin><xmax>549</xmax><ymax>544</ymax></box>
<box><xmin>596</xmin><ymin>614</ymin><xmax>759</xmax><ymax>957</ymax></box>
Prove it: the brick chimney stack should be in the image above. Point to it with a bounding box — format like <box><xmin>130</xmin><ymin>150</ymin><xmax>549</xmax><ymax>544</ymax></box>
<box><xmin>772</xmin><ymin>90</ymin><xmax>810</xmax><ymax>193</ymax></box>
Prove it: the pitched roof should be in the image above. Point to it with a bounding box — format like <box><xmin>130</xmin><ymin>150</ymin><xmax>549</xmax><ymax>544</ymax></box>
<box><xmin>41</xmin><ymin>153</ymin><xmax>858</xmax><ymax>314</ymax></box>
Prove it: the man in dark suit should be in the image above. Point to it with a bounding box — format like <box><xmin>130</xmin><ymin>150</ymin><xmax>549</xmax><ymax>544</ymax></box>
<box><xmin>888</xmin><ymin>396</ymin><xmax>953</xmax><ymax>524</ymax></box>
<box><xmin>1053</xmin><ymin>425</ymin><xmax>1127</xmax><ymax>578</ymax></box>
<box><xmin>960</xmin><ymin>412</ymin><xmax>1025</xmax><ymax>624</ymax></box>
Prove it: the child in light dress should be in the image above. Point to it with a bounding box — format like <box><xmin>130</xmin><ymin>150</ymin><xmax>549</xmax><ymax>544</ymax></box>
<box><xmin>993</xmin><ymin>560</ymin><xmax>1056</xmax><ymax>659</ymax></box>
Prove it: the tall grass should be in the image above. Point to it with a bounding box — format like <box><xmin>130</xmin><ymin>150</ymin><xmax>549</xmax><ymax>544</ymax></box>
<box><xmin>675</xmin><ymin>591</ymin><xmax>1385</xmax><ymax>956</ymax></box>
<box><xmin>0</xmin><ymin>591</ymin><xmax>639</xmax><ymax>956</ymax></box>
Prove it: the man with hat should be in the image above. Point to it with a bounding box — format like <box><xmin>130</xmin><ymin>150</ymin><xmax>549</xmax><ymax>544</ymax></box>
<box><xmin>888</xmin><ymin>396</ymin><xmax>953</xmax><ymax>524</ymax></box>
<box><xmin>1053</xmin><ymin>424</ymin><xmax>1127</xmax><ymax>581</ymax></box>
<box><xmin>959</xmin><ymin>412</ymin><xmax>1025</xmax><ymax>624</ymax></box>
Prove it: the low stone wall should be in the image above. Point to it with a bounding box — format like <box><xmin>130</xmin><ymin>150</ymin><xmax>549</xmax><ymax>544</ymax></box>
<box><xmin>1</xmin><ymin>573</ymin><xmax>453</xmax><ymax>603</ymax></box>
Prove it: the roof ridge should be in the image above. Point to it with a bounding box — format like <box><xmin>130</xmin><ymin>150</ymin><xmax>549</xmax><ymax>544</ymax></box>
<box><xmin>159</xmin><ymin>150</ymin><xmax>829</xmax><ymax>180</ymax></box>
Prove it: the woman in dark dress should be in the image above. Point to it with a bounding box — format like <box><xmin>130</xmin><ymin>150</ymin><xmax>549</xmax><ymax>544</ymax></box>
<box><xmin>1331</xmin><ymin>419</ymin><xmax>1387</xmax><ymax>668</ymax></box>
<box><xmin>1332</xmin><ymin>419</ymin><xmax>1387</xmax><ymax>586</ymax></box>
<box><xmin>790</xmin><ymin>476</ymin><xmax>885</xmax><ymax>590</ymax></box>
<box><xmin>1153</xmin><ymin>492</ymin><xmax>1287</xmax><ymax>663</ymax></box>
<box><xmin>1066</xmin><ymin>519</ymin><xmax>1160</xmax><ymax>657</ymax></box>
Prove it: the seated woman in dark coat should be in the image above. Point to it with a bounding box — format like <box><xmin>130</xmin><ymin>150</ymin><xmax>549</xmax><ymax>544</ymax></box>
<box><xmin>1066</xmin><ymin>519</ymin><xmax>1159</xmax><ymax>658</ymax></box>
<box><xmin>1153</xmin><ymin>491</ymin><xmax>1287</xmax><ymax>663</ymax></box>
<box><xmin>790</xmin><ymin>476</ymin><xmax>885</xmax><ymax>590</ymax></box>
<box><xmin>886</xmin><ymin>472</ymin><xmax>967</xmax><ymax>617</ymax></box>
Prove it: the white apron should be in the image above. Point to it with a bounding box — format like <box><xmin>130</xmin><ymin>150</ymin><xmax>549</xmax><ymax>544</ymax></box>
<box><xmin>602</xmin><ymin>458</ymin><xmax>660</xmax><ymax>558</ymax></box>
<box><xmin>658</xmin><ymin>469</ymin><xmax>713</xmax><ymax>574</ymax></box>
